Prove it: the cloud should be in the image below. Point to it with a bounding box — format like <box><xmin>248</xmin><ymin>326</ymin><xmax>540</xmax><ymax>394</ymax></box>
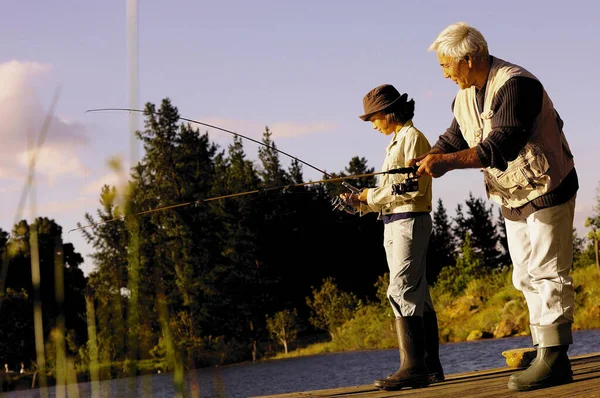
<box><xmin>194</xmin><ymin>117</ymin><xmax>337</xmax><ymax>142</ymax></box>
<box><xmin>82</xmin><ymin>156</ymin><xmax>132</xmax><ymax>211</ymax></box>
<box><xmin>83</xmin><ymin>168</ymin><xmax>128</xmax><ymax>196</ymax></box>
<box><xmin>16</xmin><ymin>147</ymin><xmax>86</xmax><ymax>185</ymax></box>
<box><xmin>0</xmin><ymin>60</ymin><xmax>89</xmax><ymax>184</ymax></box>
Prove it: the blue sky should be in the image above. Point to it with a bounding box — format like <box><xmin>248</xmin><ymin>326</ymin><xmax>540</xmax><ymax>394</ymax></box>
<box><xmin>2</xmin><ymin>1</ymin><xmax>599</xmax><ymax>275</ymax></box>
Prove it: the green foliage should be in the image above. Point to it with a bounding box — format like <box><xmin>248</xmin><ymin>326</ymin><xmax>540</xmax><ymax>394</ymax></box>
<box><xmin>453</xmin><ymin>193</ymin><xmax>502</xmax><ymax>269</ymax></box>
<box><xmin>1</xmin><ymin>218</ymin><xmax>87</xmax><ymax>367</ymax></box>
<box><xmin>330</xmin><ymin>304</ymin><xmax>397</xmax><ymax>351</ymax></box>
<box><xmin>266</xmin><ymin>309</ymin><xmax>298</xmax><ymax>354</ymax></box>
<box><xmin>583</xmin><ymin>182</ymin><xmax>600</xmax><ymax>272</ymax></box>
<box><xmin>374</xmin><ymin>273</ymin><xmax>392</xmax><ymax>312</ymax></box>
<box><xmin>306</xmin><ymin>277</ymin><xmax>358</xmax><ymax>340</ymax></box>
<box><xmin>572</xmin><ymin>263</ymin><xmax>600</xmax><ymax>330</ymax></box>
<box><xmin>0</xmin><ymin>289</ymin><xmax>33</xmax><ymax>365</ymax></box>
<box><xmin>427</xmin><ymin>199</ymin><xmax>455</xmax><ymax>284</ymax></box>
<box><xmin>434</xmin><ymin>233</ymin><xmax>481</xmax><ymax>296</ymax></box>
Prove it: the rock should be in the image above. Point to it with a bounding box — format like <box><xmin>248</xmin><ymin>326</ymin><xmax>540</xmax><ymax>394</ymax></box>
<box><xmin>494</xmin><ymin>318</ymin><xmax>518</xmax><ymax>338</ymax></box>
<box><xmin>501</xmin><ymin>348</ymin><xmax>537</xmax><ymax>368</ymax></box>
<box><xmin>467</xmin><ymin>330</ymin><xmax>483</xmax><ymax>341</ymax></box>
<box><xmin>440</xmin><ymin>327</ymin><xmax>451</xmax><ymax>343</ymax></box>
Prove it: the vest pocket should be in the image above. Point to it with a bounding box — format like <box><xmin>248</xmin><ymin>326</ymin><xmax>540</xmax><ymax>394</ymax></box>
<box><xmin>484</xmin><ymin>144</ymin><xmax>550</xmax><ymax>207</ymax></box>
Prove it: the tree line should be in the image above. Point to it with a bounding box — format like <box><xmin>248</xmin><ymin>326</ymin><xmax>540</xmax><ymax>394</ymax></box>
<box><xmin>1</xmin><ymin>97</ymin><xmax>598</xmax><ymax>372</ymax></box>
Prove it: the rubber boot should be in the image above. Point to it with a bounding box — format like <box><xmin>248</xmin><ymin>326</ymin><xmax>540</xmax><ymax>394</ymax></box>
<box><xmin>374</xmin><ymin>316</ymin><xmax>429</xmax><ymax>390</ymax></box>
<box><xmin>508</xmin><ymin>323</ymin><xmax>573</xmax><ymax>391</ymax></box>
<box><xmin>423</xmin><ymin>311</ymin><xmax>445</xmax><ymax>383</ymax></box>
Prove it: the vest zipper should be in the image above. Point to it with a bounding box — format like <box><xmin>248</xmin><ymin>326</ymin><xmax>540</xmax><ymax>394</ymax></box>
<box><xmin>520</xmin><ymin>169</ymin><xmax>537</xmax><ymax>188</ymax></box>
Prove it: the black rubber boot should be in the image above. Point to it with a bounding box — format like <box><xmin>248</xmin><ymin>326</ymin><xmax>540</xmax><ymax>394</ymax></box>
<box><xmin>507</xmin><ymin>324</ymin><xmax>573</xmax><ymax>392</ymax></box>
<box><xmin>423</xmin><ymin>311</ymin><xmax>445</xmax><ymax>383</ymax></box>
<box><xmin>507</xmin><ymin>346</ymin><xmax>572</xmax><ymax>391</ymax></box>
<box><xmin>374</xmin><ymin>316</ymin><xmax>429</xmax><ymax>390</ymax></box>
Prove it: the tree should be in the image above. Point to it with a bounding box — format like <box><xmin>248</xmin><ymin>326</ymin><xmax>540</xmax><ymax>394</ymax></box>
<box><xmin>584</xmin><ymin>182</ymin><xmax>600</xmax><ymax>273</ymax></box>
<box><xmin>305</xmin><ymin>277</ymin><xmax>358</xmax><ymax>340</ymax></box>
<box><xmin>435</xmin><ymin>233</ymin><xmax>481</xmax><ymax>296</ymax></box>
<box><xmin>585</xmin><ymin>218</ymin><xmax>600</xmax><ymax>272</ymax></box>
<box><xmin>266</xmin><ymin>309</ymin><xmax>298</xmax><ymax>354</ymax></box>
<box><xmin>496</xmin><ymin>209</ymin><xmax>512</xmax><ymax>268</ymax></box>
<box><xmin>0</xmin><ymin>289</ymin><xmax>33</xmax><ymax>366</ymax></box>
<box><xmin>427</xmin><ymin>199</ymin><xmax>455</xmax><ymax>284</ymax></box>
<box><xmin>453</xmin><ymin>193</ymin><xmax>502</xmax><ymax>269</ymax></box>
<box><xmin>1</xmin><ymin>218</ymin><xmax>87</xmax><ymax>365</ymax></box>
<box><xmin>208</xmin><ymin>134</ymin><xmax>276</xmax><ymax>342</ymax></box>
<box><xmin>79</xmin><ymin>185</ymin><xmax>129</xmax><ymax>363</ymax></box>
<box><xmin>257</xmin><ymin>126</ymin><xmax>290</xmax><ymax>187</ymax></box>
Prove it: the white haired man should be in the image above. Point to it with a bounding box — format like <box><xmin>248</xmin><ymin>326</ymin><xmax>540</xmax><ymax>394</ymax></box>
<box><xmin>410</xmin><ymin>22</ymin><xmax>578</xmax><ymax>392</ymax></box>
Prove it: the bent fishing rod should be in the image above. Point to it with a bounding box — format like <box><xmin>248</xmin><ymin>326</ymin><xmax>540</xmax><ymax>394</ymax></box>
<box><xmin>72</xmin><ymin>108</ymin><xmax>418</xmax><ymax>233</ymax></box>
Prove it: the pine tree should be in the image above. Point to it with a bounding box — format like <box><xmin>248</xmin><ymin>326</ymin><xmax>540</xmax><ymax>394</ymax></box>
<box><xmin>208</xmin><ymin>135</ymin><xmax>274</xmax><ymax>342</ymax></box>
<box><xmin>80</xmin><ymin>185</ymin><xmax>128</xmax><ymax>362</ymax></box>
<box><xmin>496</xmin><ymin>209</ymin><xmax>512</xmax><ymax>268</ymax></box>
<box><xmin>453</xmin><ymin>193</ymin><xmax>502</xmax><ymax>269</ymax></box>
<box><xmin>2</xmin><ymin>218</ymin><xmax>87</xmax><ymax>363</ymax></box>
<box><xmin>257</xmin><ymin>126</ymin><xmax>290</xmax><ymax>187</ymax></box>
<box><xmin>584</xmin><ymin>182</ymin><xmax>600</xmax><ymax>273</ymax></box>
<box><xmin>427</xmin><ymin>199</ymin><xmax>455</xmax><ymax>284</ymax></box>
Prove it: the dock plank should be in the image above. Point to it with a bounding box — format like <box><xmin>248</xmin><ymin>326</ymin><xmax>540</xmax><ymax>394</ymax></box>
<box><xmin>254</xmin><ymin>353</ymin><xmax>600</xmax><ymax>398</ymax></box>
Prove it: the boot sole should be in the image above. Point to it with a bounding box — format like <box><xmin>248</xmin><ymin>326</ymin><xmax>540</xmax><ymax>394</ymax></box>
<box><xmin>507</xmin><ymin>376</ymin><xmax>572</xmax><ymax>392</ymax></box>
<box><xmin>374</xmin><ymin>380</ymin><xmax>429</xmax><ymax>390</ymax></box>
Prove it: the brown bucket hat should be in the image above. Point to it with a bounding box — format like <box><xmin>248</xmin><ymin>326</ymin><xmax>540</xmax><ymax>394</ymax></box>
<box><xmin>359</xmin><ymin>84</ymin><xmax>405</xmax><ymax>121</ymax></box>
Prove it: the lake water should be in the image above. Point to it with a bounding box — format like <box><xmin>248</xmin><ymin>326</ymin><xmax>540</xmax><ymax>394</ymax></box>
<box><xmin>4</xmin><ymin>328</ymin><xmax>600</xmax><ymax>398</ymax></box>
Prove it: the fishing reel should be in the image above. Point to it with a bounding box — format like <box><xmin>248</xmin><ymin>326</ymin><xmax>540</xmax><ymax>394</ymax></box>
<box><xmin>391</xmin><ymin>176</ymin><xmax>419</xmax><ymax>195</ymax></box>
<box><xmin>331</xmin><ymin>182</ymin><xmax>362</xmax><ymax>215</ymax></box>
<box><xmin>391</xmin><ymin>166</ymin><xmax>419</xmax><ymax>195</ymax></box>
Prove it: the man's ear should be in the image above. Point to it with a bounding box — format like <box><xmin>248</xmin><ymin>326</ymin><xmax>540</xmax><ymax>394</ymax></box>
<box><xmin>465</xmin><ymin>55</ymin><xmax>473</xmax><ymax>68</ymax></box>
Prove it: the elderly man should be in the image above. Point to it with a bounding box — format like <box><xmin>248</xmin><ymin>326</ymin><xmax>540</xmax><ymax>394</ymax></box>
<box><xmin>411</xmin><ymin>22</ymin><xmax>578</xmax><ymax>392</ymax></box>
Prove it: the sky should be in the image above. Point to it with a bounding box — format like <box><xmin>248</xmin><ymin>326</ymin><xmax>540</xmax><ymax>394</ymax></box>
<box><xmin>1</xmin><ymin>1</ymin><xmax>599</xmax><ymax>276</ymax></box>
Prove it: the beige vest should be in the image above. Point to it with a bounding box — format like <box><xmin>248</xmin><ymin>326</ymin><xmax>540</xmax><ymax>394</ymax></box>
<box><xmin>453</xmin><ymin>57</ymin><xmax>574</xmax><ymax>208</ymax></box>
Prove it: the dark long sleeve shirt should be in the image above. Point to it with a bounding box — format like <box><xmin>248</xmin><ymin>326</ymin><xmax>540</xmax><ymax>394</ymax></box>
<box><xmin>433</xmin><ymin>73</ymin><xmax>578</xmax><ymax>220</ymax></box>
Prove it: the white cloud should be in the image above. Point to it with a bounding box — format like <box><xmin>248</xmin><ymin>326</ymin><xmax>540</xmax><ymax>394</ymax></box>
<box><xmin>81</xmin><ymin>156</ymin><xmax>132</xmax><ymax>211</ymax></box>
<box><xmin>83</xmin><ymin>169</ymin><xmax>128</xmax><ymax>196</ymax></box>
<box><xmin>30</xmin><ymin>197</ymin><xmax>89</xmax><ymax>216</ymax></box>
<box><xmin>0</xmin><ymin>60</ymin><xmax>89</xmax><ymax>185</ymax></box>
<box><xmin>16</xmin><ymin>147</ymin><xmax>86</xmax><ymax>185</ymax></box>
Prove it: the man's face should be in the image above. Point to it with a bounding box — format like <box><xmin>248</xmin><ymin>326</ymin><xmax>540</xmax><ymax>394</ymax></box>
<box><xmin>437</xmin><ymin>53</ymin><xmax>474</xmax><ymax>90</ymax></box>
<box><xmin>369</xmin><ymin>112</ymin><xmax>393</xmax><ymax>135</ymax></box>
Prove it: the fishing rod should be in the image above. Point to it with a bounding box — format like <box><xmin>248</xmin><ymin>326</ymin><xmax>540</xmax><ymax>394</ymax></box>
<box><xmin>68</xmin><ymin>167</ymin><xmax>418</xmax><ymax>233</ymax></box>
<box><xmin>75</xmin><ymin>108</ymin><xmax>419</xmax><ymax>232</ymax></box>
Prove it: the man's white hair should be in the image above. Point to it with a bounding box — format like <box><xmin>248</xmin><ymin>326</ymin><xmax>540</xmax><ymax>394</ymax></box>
<box><xmin>428</xmin><ymin>22</ymin><xmax>489</xmax><ymax>60</ymax></box>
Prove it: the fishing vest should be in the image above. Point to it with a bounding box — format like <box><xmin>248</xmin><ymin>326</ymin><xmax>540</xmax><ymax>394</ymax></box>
<box><xmin>453</xmin><ymin>57</ymin><xmax>574</xmax><ymax>208</ymax></box>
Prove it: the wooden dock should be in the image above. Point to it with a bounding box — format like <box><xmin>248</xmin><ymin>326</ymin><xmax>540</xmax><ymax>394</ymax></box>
<box><xmin>255</xmin><ymin>353</ymin><xmax>600</xmax><ymax>398</ymax></box>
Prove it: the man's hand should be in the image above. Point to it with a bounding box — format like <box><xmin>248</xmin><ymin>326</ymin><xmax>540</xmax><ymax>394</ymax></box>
<box><xmin>411</xmin><ymin>147</ymin><xmax>483</xmax><ymax>178</ymax></box>
<box><xmin>407</xmin><ymin>154</ymin><xmax>428</xmax><ymax>167</ymax></box>
<box><xmin>408</xmin><ymin>147</ymin><xmax>444</xmax><ymax>169</ymax></box>
<box><xmin>415</xmin><ymin>154</ymin><xmax>451</xmax><ymax>178</ymax></box>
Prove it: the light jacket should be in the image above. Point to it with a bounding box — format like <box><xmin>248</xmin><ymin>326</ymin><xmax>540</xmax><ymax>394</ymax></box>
<box><xmin>453</xmin><ymin>57</ymin><xmax>574</xmax><ymax>208</ymax></box>
<box><xmin>360</xmin><ymin>120</ymin><xmax>432</xmax><ymax>217</ymax></box>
